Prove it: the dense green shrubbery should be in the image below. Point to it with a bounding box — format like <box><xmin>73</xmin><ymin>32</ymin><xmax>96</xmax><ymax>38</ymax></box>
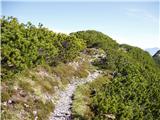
<box><xmin>69</xmin><ymin>30</ymin><xmax>160</xmax><ymax>119</ymax></box>
<box><xmin>70</xmin><ymin>30</ymin><xmax>118</xmax><ymax>50</ymax></box>
<box><xmin>1</xmin><ymin>16</ymin><xmax>86</xmax><ymax>79</ymax></box>
<box><xmin>90</xmin><ymin>46</ymin><xmax>160</xmax><ymax>120</ymax></box>
<box><xmin>53</xmin><ymin>34</ymin><xmax>86</xmax><ymax>63</ymax></box>
<box><xmin>2</xmin><ymin>16</ymin><xmax>160</xmax><ymax>120</ymax></box>
<box><xmin>119</xmin><ymin>44</ymin><xmax>156</xmax><ymax>67</ymax></box>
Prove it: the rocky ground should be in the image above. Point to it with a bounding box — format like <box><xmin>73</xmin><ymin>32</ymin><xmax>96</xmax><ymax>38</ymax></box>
<box><xmin>49</xmin><ymin>70</ymin><xmax>101</xmax><ymax>120</ymax></box>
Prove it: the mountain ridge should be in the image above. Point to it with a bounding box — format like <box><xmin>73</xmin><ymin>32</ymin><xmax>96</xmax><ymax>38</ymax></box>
<box><xmin>153</xmin><ymin>50</ymin><xmax>160</xmax><ymax>66</ymax></box>
<box><xmin>1</xmin><ymin>16</ymin><xmax>160</xmax><ymax>120</ymax></box>
<box><xmin>145</xmin><ymin>47</ymin><xmax>160</xmax><ymax>56</ymax></box>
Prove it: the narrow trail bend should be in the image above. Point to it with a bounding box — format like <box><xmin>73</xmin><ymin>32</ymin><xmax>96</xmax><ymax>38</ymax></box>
<box><xmin>49</xmin><ymin>70</ymin><xmax>101</xmax><ymax>120</ymax></box>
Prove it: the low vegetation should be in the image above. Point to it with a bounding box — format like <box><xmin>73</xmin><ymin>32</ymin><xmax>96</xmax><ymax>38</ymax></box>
<box><xmin>1</xmin><ymin>16</ymin><xmax>86</xmax><ymax>79</ymax></box>
<box><xmin>1</xmin><ymin>65</ymin><xmax>56</xmax><ymax>120</ymax></box>
<box><xmin>70</xmin><ymin>30</ymin><xmax>118</xmax><ymax>50</ymax></box>
<box><xmin>1</xmin><ymin>16</ymin><xmax>160</xmax><ymax>120</ymax></box>
<box><xmin>1</xmin><ymin>59</ymin><xmax>91</xmax><ymax>120</ymax></box>
<box><xmin>72</xmin><ymin>75</ymin><xmax>110</xmax><ymax>120</ymax></box>
<box><xmin>71</xmin><ymin>31</ymin><xmax>160</xmax><ymax>119</ymax></box>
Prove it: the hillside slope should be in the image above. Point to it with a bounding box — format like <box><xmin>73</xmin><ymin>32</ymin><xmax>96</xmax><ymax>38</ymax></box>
<box><xmin>145</xmin><ymin>47</ymin><xmax>160</xmax><ymax>56</ymax></box>
<box><xmin>1</xmin><ymin>17</ymin><xmax>160</xmax><ymax>120</ymax></box>
<box><xmin>153</xmin><ymin>50</ymin><xmax>160</xmax><ymax>66</ymax></box>
<box><xmin>71</xmin><ymin>31</ymin><xmax>160</xmax><ymax>120</ymax></box>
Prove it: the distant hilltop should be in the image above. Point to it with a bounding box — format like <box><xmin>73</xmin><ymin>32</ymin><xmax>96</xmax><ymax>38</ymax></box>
<box><xmin>145</xmin><ymin>47</ymin><xmax>160</xmax><ymax>56</ymax></box>
<box><xmin>153</xmin><ymin>50</ymin><xmax>160</xmax><ymax>66</ymax></box>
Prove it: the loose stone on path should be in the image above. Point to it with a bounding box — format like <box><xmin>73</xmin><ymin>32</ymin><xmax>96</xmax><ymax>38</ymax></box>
<box><xmin>49</xmin><ymin>70</ymin><xmax>101</xmax><ymax>120</ymax></box>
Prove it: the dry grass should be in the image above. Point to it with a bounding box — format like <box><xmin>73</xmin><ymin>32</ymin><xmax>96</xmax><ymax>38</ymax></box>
<box><xmin>1</xmin><ymin>55</ymin><xmax>93</xmax><ymax>120</ymax></box>
<box><xmin>72</xmin><ymin>75</ymin><xmax>110</xmax><ymax>120</ymax></box>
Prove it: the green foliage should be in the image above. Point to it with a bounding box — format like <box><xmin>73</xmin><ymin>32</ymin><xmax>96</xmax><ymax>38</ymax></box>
<box><xmin>70</xmin><ymin>30</ymin><xmax>118</xmax><ymax>50</ymax></box>
<box><xmin>120</xmin><ymin>44</ymin><xmax>156</xmax><ymax>67</ymax></box>
<box><xmin>1</xmin><ymin>16</ymin><xmax>56</xmax><ymax>78</ymax></box>
<box><xmin>90</xmin><ymin>46</ymin><xmax>160</xmax><ymax>120</ymax></box>
<box><xmin>1</xmin><ymin>66</ymin><xmax>59</xmax><ymax>120</ymax></box>
<box><xmin>54</xmin><ymin>34</ymin><xmax>86</xmax><ymax>63</ymax></box>
<box><xmin>1</xmin><ymin>16</ymin><xmax>86</xmax><ymax>79</ymax></box>
<box><xmin>2</xmin><ymin>16</ymin><xmax>160</xmax><ymax>120</ymax></box>
<box><xmin>72</xmin><ymin>76</ymin><xmax>109</xmax><ymax>120</ymax></box>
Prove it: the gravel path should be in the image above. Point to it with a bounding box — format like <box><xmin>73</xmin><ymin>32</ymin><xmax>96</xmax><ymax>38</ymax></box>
<box><xmin>49</xmin><ymin>70</ymin><xmax>101</xmax><ymax>120</ymax></box>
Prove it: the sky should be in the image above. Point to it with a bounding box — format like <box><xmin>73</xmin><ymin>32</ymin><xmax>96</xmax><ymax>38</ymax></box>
<box><xmin>1</xmin><ymin>0</ymin><xmax>160</xmax><ymax>49</ymax></box>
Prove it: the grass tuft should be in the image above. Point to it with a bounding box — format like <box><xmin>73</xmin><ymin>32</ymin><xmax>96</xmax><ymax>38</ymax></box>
<box><xmin>72</xmin><ymin>75</ymin><xmax>110</xmax><ymax>120</ymax></box>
